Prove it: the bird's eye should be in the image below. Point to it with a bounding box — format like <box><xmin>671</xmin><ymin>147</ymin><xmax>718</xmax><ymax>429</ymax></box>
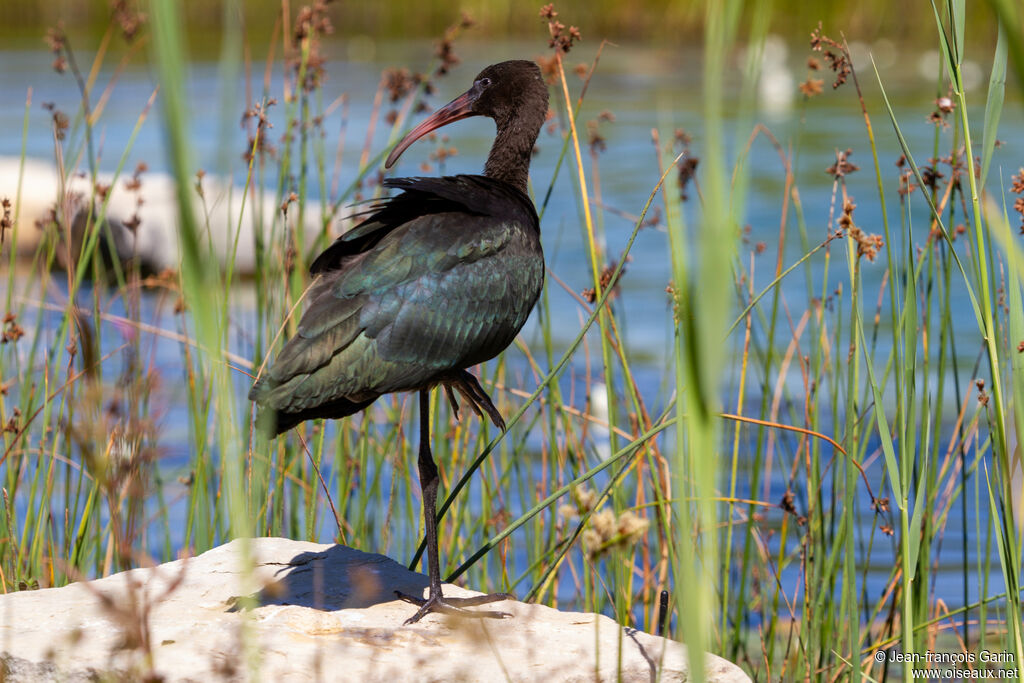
<box><xmin>478</xmin><ymin>77</ymin><xmax>492</xmax><ymax>88</ymax></box>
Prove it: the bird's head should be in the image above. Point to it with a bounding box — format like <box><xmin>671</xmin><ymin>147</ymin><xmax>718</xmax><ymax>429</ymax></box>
<box><xmin>385</xmin><ymin>60</ymin><xmax>548</xmax><ymax>169</ymax></box>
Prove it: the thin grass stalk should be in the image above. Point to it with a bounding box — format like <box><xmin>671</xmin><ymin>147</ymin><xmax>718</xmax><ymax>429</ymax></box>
<box><xmin>442</xmin><ymin>154</ymin><xmax>684</xmax><ymax>579</ymax></box>
<box><xmin>843</xmin><ymin>50</ymin><xmax>902</xmax><ymax>676</ymax></box>
<box><xmin>940</xmin><ymin>1</ymin><xmax>1012</xmax><ymax>520</ymax></box>
<box><xmin>943</xmin><ymin>5</ymin><xmax>1023</xmax><ymax>669</ymax></box>
<box><xmin>147</xmin><ymin>0</ymin><xmax>256</xmax><ymax>670</ymax></box>
<box><xmin>554</xmin><ymin>53</ymin><xmax>620</xmax><ymax>468</ymax></box>
<box><xmin>452</xmin><ymin>416</ymin><xmax>676</xmax><ymax>583</ymax></box>
<box><xmin>842</xmin><ymin>215</ymin><xmax>863</xmax><ymax>680</ymax></box>
<box><xmin>988</xmin><ymin>200</ymin><xmax>1024</xmax><ymax>673</ymax></box>
<box><xmin>0</xmin><ymin>94</ymin><xmax>33</xmax><ymax>532</ymax></box>
<box><xmin>724</xmin><ymin>127</ymin><xmax>792</xmax><ymax>667</ymax></box>
<box><xmin>668</xmin><ymin>0</ymin><xmax>741</xmax><ymax>677</ymax></box>
<box><xmin>721</xmin><ymin>6</ymin><xmax>771</xmax><ymax>653</ymax></box>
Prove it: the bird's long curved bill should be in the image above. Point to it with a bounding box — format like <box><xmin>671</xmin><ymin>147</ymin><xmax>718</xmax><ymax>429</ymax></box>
<box><xmin>385</xmin><ymin>90</ymin><xmax>477</xmax><ymax>168</ymax></box>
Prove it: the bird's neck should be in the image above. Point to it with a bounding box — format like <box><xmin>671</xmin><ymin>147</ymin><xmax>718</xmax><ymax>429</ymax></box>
<box><xmin>483</xmin><ymin>118</ymin><xmax>541</xmax><ymax>195</ymax></box>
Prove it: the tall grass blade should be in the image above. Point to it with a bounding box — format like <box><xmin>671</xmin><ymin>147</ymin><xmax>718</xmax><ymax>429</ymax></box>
<box><xmin>980</xmin><ymin>23</ymin><xmax>1007</xmax><ymax>188</ymax></box>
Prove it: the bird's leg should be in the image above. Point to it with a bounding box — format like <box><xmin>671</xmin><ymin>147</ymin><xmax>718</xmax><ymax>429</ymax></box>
<box><xmin>395</xmin><ymin>389</ymin><xmax>514</xmax><ymax>624</ymax></box>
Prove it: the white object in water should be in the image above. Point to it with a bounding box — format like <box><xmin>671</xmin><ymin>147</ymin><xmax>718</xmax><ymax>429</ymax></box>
<box><xmin>1</xmin><ymin>155</ymin><xmax>342</xmax><ymax>275</ymax></box>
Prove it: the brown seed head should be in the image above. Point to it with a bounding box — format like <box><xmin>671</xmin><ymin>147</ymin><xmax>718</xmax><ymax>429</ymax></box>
<box><xmin>826</xmin><ymin>148</ymin><xmax>859</xmax><ymax>179</ymax></box>
<box><xmin>799</xmin><ymin>78</ymin><xmax>824</xmax><ymax>97</ymax></box>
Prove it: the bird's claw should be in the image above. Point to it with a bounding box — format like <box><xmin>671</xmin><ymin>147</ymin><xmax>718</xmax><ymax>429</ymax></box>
<box><xmin>443</xmin><ymin>383</ymin><xmax>463</xmax><ymax>422</ymax></box>
<box><xmin>395</xmin><ymin>589</ymin><xmax>514</xmax><ymax>624</ymax></box>
<box><xmin>442</xmin><ymin>370</ymin><xmax>506</xmax><ymax>432</ymax></box>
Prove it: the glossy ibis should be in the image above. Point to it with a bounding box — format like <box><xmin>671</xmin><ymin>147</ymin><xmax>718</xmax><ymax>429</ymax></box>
<box><xmin>249</xmin><ymin>60</ymin><xmax>548</xmax><ymax>623</ymax></box>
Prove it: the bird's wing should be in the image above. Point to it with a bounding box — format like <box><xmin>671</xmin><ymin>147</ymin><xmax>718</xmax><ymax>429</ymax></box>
<box><xmin>250</xmin><ymin>176</ymin><xmax>542</xmax><ymax>416</ymax></box>
<box><xmin>309</xmin><ymin>175</ymin><xmax>536</xmax><ymax>274</ymax></box>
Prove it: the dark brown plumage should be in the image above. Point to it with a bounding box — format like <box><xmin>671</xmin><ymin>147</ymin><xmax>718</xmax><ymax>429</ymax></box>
<box><xmin>249</xmin><ymin>60</ymin><xmax>549</xmax><ymax>623</ymax></box>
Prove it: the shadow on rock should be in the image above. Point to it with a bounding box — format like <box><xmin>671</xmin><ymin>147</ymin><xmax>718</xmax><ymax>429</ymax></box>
<box><xmin>229</xmin><ymin>544</ymin><xmax>430</xmax><ymax>612</ymax></box>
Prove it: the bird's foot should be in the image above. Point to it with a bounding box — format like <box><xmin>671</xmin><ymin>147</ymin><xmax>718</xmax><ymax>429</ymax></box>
<box><xmin>442</xmin><ymin>370</ymin><xmax>506</xmax><ymax>432</ymax></box>
<box><xmin>395</xmin><ymin>589</ymin><xmax>515</xmax><ymax>624</ymax></box>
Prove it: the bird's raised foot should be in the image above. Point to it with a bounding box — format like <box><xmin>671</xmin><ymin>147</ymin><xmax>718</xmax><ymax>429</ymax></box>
<box><xmin>395</xmin><ymin>589</ymin><xmax>515</xmax><ymax>624</ymax></box>
<box><xmin>441</xmin><ymin>370</ymin><xmax>506</xmax><ymax>432</ymax></box>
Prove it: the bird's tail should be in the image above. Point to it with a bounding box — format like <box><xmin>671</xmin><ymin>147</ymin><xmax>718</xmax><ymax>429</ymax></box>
<box><xmin>250</xmin><ymin>378</ymin><xmax>377</xmax><ymax>436</ymax></box>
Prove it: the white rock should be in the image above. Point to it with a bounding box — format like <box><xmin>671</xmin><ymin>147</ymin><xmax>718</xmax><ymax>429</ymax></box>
<box><xmin>0</xmin><ymin>537</ymin><xmax>750</xmax><ymax>682</ymax></box>
<box><xmin>0</xmin><ymin>156</ymin><xmax>340</xmax><ymax>275</ymax></box>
